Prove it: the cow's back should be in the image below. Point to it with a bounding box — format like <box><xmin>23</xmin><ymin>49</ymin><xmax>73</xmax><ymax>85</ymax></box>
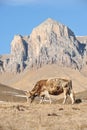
<box><xmin>46</xmin><ymin>78</ymin><xmax>71</xmax><ymax>95</ymax></box>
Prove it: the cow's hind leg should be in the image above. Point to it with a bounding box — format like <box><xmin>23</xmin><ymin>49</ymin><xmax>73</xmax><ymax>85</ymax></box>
<box><xmin>63</xmin><ymin>90</ymin><xmax>68</xmax><ymax>104</ymax></box>
<box><xmin>70</xmin><ymin>91</ymin><xmax>75</xmax><ymax>104</ymax></box>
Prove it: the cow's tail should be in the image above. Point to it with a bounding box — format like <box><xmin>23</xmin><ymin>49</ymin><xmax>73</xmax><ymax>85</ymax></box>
<box><xmin>69</xmin><ymin>80</ymin><xmax>72</xmax><ymax>90</ymax></box>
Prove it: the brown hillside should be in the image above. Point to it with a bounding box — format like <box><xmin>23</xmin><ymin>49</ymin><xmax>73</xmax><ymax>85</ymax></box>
<box><xmin>2</xmin><ymin>65</ymin><xmax>86</xmax><ymax>93</ymax></box>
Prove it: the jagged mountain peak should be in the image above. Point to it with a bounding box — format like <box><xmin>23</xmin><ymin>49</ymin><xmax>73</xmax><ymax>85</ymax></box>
<box><xmin>41</xmin><ymin>18</ymin><xmax>59</xmax><ymax>25</ymax></box>
<box><xmin>31</xmin><ymin>18</ymin><xmax>75</xmax><ymax>39</ymax></box>
<box><xmin>39</xmin><ymin>18</ymin><xmax>65</xmax><ymax>27</ymax></box>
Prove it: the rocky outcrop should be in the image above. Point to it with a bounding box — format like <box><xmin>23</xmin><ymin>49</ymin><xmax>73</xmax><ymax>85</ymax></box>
<box><xmin>9</xmin><ymin>35</ymin><xmax>28</xmax><ymax>72</ymax></box>
<box><xmin>0</xmin><ymin>35</ymin><xmax>28</xmax><ymax>73</ymax></box>
<box><xmin>0</xmin><ymin>60</ymin><xmax>4</xmax><ymax>72</ymax></box>
<box><xmin>0</xmin><ymin>18</ymin><xmax>87</xmax><ymax>73</ymax></box>
<box><xmin>77</xmin><ymin>36</ymin><xmax>87</xmax><ymax>70</ymax></box>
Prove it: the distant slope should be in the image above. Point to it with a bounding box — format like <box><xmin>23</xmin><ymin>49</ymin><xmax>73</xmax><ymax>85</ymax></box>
<box><xmin>9</xmin><ymin>65</ymin><xmax>87</xmax><ymax>93</ymax></box>
<box><xmin>0</xmin><ymin>83</ymin><xmax>26</xmax><ymax>102</ymax></box>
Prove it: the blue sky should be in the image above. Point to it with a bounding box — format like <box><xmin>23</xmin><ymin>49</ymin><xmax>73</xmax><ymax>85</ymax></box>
<box><xmin>0</xmin><ymin>0</ymin><xmax>87</xmax><ymax>54</ymax></box>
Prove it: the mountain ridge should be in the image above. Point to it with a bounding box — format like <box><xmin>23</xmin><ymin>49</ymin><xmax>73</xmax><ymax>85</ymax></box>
<box><xmin>0</xmin><ymin>18</ymin><xmax>87</xmax><ymax>73</ymax></box>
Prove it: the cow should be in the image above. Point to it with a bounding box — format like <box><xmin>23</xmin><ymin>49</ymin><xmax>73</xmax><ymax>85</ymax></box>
<box><xmin>25</xmin><ymin>78</ymin><xmax>75</xmax><ymax>104</ymax></box>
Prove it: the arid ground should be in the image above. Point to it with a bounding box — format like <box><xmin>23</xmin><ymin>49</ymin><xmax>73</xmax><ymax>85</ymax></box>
<box><xmin>0</xmin><ymin>65</ymin><xmax>87</xmax><ymax>130</ymax></box>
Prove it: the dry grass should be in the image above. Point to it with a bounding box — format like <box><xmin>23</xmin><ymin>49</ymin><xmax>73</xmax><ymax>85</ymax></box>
<box><xmin>0</xmin><ymin>100</ymin><xmax>87</xmax><ymax>130</ymax></box>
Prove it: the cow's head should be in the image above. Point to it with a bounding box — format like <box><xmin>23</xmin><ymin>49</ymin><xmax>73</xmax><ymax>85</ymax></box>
<box><xmin>25</xmin><ymin>91</ymin><xmax>36</xmax><ymax>103</ymax></box>
<box><xmin>26</xmin><ymin>91</ymin><xmax>37</xmax><ymax>103</ymax></box>
<box><xmin>29</xmin><ymin>91</ymin><xmax>35</xmax><ymax>103</ymax></box>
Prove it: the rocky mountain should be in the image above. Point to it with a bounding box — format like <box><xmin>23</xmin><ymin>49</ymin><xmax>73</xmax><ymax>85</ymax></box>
<box><xmin>0</xmin><ymin>18</ymin><xmax>87</xmax><ymax>73</ymax></box>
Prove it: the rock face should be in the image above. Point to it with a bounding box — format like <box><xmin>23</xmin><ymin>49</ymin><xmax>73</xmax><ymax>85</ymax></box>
<box><xmin>76</xmin><ymin>36</ymin><xmax>87</xmax><ymax>73</ymax></box>
<box><xmin>0</xmin><ymin>18</ymin><xmax>87</xmax><ymax>73</ymax></box>
<box><xmin>10</xmin><ymin>35</ymin><xmax>28</xmax><ymax>72</ymax></box>
<box><xmin>0</xmin><ymin>60</ymin><xmax>4</xmax><ymax>72</ymax></box>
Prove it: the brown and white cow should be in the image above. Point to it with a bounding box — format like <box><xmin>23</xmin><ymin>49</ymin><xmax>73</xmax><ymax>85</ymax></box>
<box><xmin>26</xmin><ymin>78</ymin><xmax>75</xmax><ymax>104</ymax></box>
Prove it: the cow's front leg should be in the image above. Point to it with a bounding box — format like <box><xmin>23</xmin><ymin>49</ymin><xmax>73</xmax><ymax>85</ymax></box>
<box><xmin>46</xmin><ymin>92</ymin><xmax>51</xmax><ymax>104</ymax></box>
<box><xmin>49</xmin><ymin>97</ymin><xmax>52</xmax><ymax>104</ymax></box>
<box><xmin>39</xmin><ymin>96</ymin><xmax>44</xmax><ymax>104</ymax></box>
<box><xmin>26</xmin><ymin>96</ymin><xmax>29</xmax><ymax>103</ymax></box>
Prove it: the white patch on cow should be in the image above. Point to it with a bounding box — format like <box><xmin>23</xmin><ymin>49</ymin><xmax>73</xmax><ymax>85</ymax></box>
<box><xmin>40</xmin><ymin>89</ymin><xmax>51</xmax><ymax>104</ymax></box>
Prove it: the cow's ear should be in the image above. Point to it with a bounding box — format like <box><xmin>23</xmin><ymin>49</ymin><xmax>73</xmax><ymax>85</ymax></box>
<box><xmin>29</xmin><ymin>91</ymin><xmax>32</xmax><ymax>94</ymax></box>
<box><xmin>25</xmin><ymin>91</ymin><xmax>27</xmax><ymax>94</ymax></box>
<box><xmin>25</xmin><ymin>90</ymin><xmax>29</xmax><ymax>94</ymax></box>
